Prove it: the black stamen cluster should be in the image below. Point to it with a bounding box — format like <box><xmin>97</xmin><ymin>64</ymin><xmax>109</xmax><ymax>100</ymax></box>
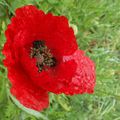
<box><xmin>31</xmin><ymin>40</ymin><xmax>56</xmax><ymax>72</ymax></box>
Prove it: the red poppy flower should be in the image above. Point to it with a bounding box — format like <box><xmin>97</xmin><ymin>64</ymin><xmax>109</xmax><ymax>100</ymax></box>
<box><xmin>2</xmin><ymin>5</ymin><xmax>95</xmax><ymax>111</ymax></box>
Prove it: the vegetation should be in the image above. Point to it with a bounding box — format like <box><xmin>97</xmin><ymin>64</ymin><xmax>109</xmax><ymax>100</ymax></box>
<box><xmin>0</xmin><ymin>0</ymin><xmax>120</xmax><ymax>120</ymax></box>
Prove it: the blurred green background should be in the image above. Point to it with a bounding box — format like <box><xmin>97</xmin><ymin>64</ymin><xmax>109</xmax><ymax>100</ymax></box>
<box><xmin>0</xmin><ymin>0</ymin><xmax>120</xmax><ymax>120</ymax></box>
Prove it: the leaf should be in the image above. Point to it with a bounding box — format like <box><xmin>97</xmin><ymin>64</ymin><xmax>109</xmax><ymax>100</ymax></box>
<box><xmin>5</xmin><ymin>99</ymin><xmax>20</xmax><ymax>119</ymax></box>
<box><xmin>47</xmin><ymin>0</ymin><xmax>58</xmax><ymax>4</ymax></box>
<box><xmin>11</xmin><ymin>0</ymin><xmax>34</xmax><ymax>12</ymax></box>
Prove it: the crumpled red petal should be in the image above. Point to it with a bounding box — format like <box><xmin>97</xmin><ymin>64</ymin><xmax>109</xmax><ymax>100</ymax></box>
<box><xmin>8</xmin><ymin>5</ymin><xmax>77</xmax><ymax>56</ymax></box>
<box><xmin>11</xmin><ymin>86</ymin><xmax>49</xmax><ymax>111</ymax></box>
<box><xmin>7</xmin><ymin>65</ymin><xmax>49</xmax><ymax>111</ymax></box>
<box><xmin>62</xmin><ymin>50</ymin><xmax>96</xmax><ymax>95</ymax></box>
<box><xmin>39</xmin><ymin>50</ymin><xmax>95</xmax><ymax>95</ymax></box>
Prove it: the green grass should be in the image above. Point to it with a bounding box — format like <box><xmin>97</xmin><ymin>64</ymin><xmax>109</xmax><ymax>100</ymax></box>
<box><xmin>0</xmin><ymin>0</ymin><xmax>120</xmax><ymax>120</ymax></box>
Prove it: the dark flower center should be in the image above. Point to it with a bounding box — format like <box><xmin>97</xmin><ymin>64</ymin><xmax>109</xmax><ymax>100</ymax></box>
<box><xmin>30</xmin><ymin>40</ymin><xmax>56</xmax><ymax>72</ymax></box>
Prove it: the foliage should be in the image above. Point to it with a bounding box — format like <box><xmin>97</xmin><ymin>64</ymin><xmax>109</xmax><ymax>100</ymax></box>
<box><xmin>0</xmin><ymin>0</ymin><xmax>120</xmax><ymax>120</ymax></box>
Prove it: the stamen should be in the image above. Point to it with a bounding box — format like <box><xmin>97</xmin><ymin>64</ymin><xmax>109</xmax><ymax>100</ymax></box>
<box><xmin>30</xmin><ymin>40</ymin><xmax>56</xmax><ymax>72</ymax></box>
